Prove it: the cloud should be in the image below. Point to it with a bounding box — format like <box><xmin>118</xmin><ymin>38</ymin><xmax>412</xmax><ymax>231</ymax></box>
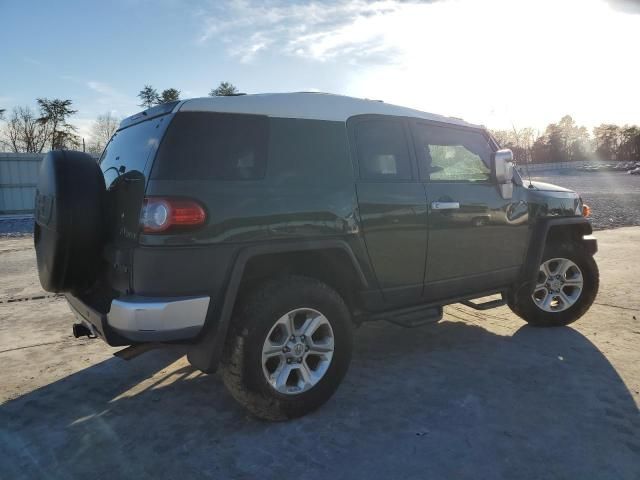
<box><xmin>196</xmin><ymin>0</ymin><xmax>437</xmax><ymax>64</ymax></box>
<box><xmin>604</xmin><ymin>0</ymin><xmax>640</xmax><ymax>14</ymax></box>
<box><xmin>86</xmin><ymin>81</ymin><xmax>138</xmax><ymax>112</ymax></box>
<box><xmin>87</xmin><ymin>81</ymin><xmax>120</xmax><ymax>97</ymax></box>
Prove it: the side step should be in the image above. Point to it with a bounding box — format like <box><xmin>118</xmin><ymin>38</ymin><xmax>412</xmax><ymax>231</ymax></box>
<box><xmin>460</xmin><ymin>295</ymin><xmax>506</xmax><ymax>311</ymax></box>
<box><xmin>366</xmin><ymin>305</ymin><xmax>443</xmax><ymax>328</ymax></box>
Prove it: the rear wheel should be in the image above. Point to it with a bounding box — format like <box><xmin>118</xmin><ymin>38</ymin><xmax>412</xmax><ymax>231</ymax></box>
<box><xmin>221</xmin><ymin>276</ymin><xmax>353</xmax><ymax>421</ymax></box>
<box><xmin>508</xmin><ymin>243</ymin><xmax>599</xmax><ymax>327</ymax></box>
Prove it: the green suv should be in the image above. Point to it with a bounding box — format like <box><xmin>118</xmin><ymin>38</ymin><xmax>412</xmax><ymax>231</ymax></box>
<box><xmin>34</xmin><ymin>93</ymin><xmax>598</xmax><ymax>420</ymax></box>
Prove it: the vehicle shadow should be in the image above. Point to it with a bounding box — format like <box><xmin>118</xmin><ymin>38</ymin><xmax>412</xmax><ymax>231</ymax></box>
<box><xmin>1</xmin><ymin>319</ymin><xmax>639</xmax><ymax>480</ymax></box>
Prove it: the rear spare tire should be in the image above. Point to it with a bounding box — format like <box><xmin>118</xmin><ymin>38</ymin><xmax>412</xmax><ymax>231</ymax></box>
<box><xmin>34</xmin><ymin>150</ymin><xmax>105</xmax><ymax>293</ymax></box>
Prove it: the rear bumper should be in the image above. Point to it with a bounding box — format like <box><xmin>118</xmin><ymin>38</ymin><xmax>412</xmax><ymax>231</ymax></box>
<box><xmin>66</xmin><ymin>293</ymin><xmax>210</xmax><ymax>345</ymax></box>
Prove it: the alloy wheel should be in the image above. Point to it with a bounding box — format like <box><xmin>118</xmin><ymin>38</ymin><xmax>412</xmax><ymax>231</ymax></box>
<box><xmin>261</xmin><ymin>308</ymin><xmax>335</xmax><ymax>395</ymax></box>
<box><xmin>532</xmin><ymin>257</ymin><xmax>584</xmax><ymax>313</ymax></box>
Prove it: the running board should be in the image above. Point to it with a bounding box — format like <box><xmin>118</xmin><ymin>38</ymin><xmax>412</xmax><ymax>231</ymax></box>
<box><xmin>460</xmin><ymin>296</ymin><xmax>506</xmax><ymax>311</ymax></box>
<box><xmin>371</xmin><ymin>305</ymin><xmax>443</xmax><ymax>328</ymax></box>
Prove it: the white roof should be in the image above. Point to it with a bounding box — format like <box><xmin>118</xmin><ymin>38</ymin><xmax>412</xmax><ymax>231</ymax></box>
<box><xmin>178</xmin><ymin>92</ymin><xmax>479</xmax><ymax>128</ymax></box>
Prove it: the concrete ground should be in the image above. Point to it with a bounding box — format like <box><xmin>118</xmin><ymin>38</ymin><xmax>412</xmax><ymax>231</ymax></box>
<box><xmin>1</xmin><ymin>228</ymin><xmax>639</xmax><ymax>479</ymax></box>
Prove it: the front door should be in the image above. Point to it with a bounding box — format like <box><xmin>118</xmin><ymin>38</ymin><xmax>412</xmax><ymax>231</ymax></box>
<box><xmin>410</xmin><ymin>120</ymin><xmax>529</xmax><ymax>301</ymax></box>
<box><xmin>350</xmin><ymin>116</ymin><xmax>428</xmax><ymax>306</ymax></box>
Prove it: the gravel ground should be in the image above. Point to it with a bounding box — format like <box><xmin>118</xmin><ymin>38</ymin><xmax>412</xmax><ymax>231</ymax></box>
<box><xmin>2</xmin><ymin>170</ymin><xmax>637</xmax><ymax>237</ymax></box>
<box><xmin>1</xmin><ymin>229</ymin><xmax>639</xmax><ymax>479</ymax></box>
<box><xmin>532</xmin><ymin>170</ymin><xmax>640</xmax><ymax>231</ymax></box>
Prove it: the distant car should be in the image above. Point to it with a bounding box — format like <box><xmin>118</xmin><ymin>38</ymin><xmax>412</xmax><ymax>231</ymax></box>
<box><xmin>628</xmin><ymin>167</ymin><xmax>640</xmax><ymax>175</ymax></box>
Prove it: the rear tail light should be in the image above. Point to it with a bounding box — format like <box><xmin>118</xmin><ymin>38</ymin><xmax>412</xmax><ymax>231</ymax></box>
<box><xmin>141</xmin><ymin>197</ymin><xmax>206</xmax><ymax>234</ymax></box>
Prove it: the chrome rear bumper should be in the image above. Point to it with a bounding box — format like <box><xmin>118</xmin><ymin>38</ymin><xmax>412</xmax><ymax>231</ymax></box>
<box><xmin>67</xmin><ymin>294</ymin><xmax>210</xmax><ymax>343</ymax></box>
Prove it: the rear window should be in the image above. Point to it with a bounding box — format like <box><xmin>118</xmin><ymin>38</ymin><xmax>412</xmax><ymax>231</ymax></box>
<box><xmin>151</xmin><ymin>112</ymin><xmax>269</xmax><ymax>181</ymax></box>
<box><xmin>100</xmin><ymin>116</ymin><xmax>168</xmax><ymax>188</ymax></box>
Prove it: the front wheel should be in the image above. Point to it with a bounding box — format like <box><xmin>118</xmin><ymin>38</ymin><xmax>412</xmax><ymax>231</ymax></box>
<box><xmin>221</xmin><ymin>276</ymin><xmax>353</xmax><ymax>421</ymax></box>
<box><xmin>508</xmin><ymin>243</ymin><xmax>599</xmax><ymax>327</ymax></box>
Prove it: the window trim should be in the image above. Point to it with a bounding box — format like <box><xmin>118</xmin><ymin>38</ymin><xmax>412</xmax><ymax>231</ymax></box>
<box><xmin>409</xmin><ymin>119</ymin><xmax>496</xmax><ymax>184</ymax></box>
<box><xmin>347</xmin><ymin>115</ymin><xmax>418</xmax><ymax>183</ymax></box>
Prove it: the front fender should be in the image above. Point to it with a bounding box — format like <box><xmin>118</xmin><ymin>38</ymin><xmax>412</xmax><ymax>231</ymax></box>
<box><xmin>519</xmin><ymin>216</ymin><xmax>596</xmax><ymax>293</ymax></box>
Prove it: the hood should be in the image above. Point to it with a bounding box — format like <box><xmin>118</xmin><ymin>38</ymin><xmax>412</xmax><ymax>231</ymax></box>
<box><xmin>526</xmin><ymin>181</ymin><xmax>574</xmax><ymax>193</ymax></box>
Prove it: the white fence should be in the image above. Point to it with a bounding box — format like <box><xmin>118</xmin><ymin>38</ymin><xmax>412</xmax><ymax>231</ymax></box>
<box><xmin>0</xmin><ymin>153</ymin><xmax>43</xmax><ymax>214</ymax></box>
<box><xmin>0</xmin><ymin>152</ymin><xmax>99</xmax><ymax>215</ymax></box>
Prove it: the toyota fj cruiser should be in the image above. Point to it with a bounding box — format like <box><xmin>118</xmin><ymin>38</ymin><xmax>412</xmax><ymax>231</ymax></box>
<box><xmin>34</xmin><ymin>93</ymin><xmax>598</xmax><ymax>420</ymax></box>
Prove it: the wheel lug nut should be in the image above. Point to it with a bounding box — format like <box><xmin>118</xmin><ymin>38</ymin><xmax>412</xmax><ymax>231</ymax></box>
<box><xmin>286</xmin><ymin>358</ymin><xmax>292</xmax><ymax>364</ymax></box>
<box><xmin>301</xmin><ymin>335</ymin><xmax>306</xmax><ymax>341</ymax></box>
<box><xmin>297</xmin><ymin>358</ymin><xmax>302</xmax><ymax>363</ymax></box>
<box><xmin>283</xmin><ymin>346</ymin><xmax>289</xmax><ymax>353</ymax></box>
<box><xmin>305</xmin><ymin>345</ymin><xmax>310</xmax><ymax>352</ymax></box>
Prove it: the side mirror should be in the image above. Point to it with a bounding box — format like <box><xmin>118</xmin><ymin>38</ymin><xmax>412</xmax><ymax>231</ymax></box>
<box><xmin>493</xmin><ymin>149</ymin><xmax>514</xmax><ymax>199</ymax></box>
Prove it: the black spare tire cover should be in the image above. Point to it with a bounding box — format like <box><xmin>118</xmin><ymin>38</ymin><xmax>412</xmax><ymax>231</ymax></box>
<box><xmin>34</xmin><ymin>150</ymin><xmax>106</xmax><ymax>293</ymax></box>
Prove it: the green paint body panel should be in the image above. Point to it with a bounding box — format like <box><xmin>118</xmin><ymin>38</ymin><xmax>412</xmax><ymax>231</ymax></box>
<box><xmin>103</xmin><ymin>111</ymin><xmax>585</xmax><ymax>315</ymax></box>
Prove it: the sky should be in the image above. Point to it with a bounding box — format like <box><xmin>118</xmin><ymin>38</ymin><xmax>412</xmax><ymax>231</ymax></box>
<box><xmin>1</xmin><ymin>0</ymin><xmax>639</xmax><ymax>140</ymax></box>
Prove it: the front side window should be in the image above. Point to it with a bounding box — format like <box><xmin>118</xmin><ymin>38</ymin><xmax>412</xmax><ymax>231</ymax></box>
<box><xmin>414</xmin><ymin>123</ymin><xmax>492</xmax><ymax>182</ymax></box>
<box><xmin>354</xmin><ymin>118</ymin><xmax>412</xmax><ymax>181</ymax></box>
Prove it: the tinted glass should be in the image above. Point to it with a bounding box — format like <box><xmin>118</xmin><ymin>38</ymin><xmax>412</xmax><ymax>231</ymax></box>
<box><xmin>100</xmin><ymin>116</ymin><xmax>168</xmax><ymax>188</ymax></box>
<box><xmin>152</xmin><ymin>112</ymin><xmax>268</xmax><ymax>181</ymax></box>
<box><xmin>414</xmin><ymin>123</ymin><xmax>492</xmax><ymax>182</ymax></box>
<box><xmin>268</xmin><ymin>118</ymin><xmax>352</xmax><ymax>183</ymax></box>
<box><xmin>355</xmin><ymin>119</ymin><xmax>412</xmax><ymax>181</ymax></box>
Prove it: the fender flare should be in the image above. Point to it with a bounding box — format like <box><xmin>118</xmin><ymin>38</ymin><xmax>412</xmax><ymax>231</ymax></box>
<box><xmin>187</xmin><ymin>239</ymin><xmax>368</xmax><ymax>373</ymax></box>
<box><xmin>518</xmin><ymin>217</ymin><xmax>597</xmax><ymax>294</ymax></box>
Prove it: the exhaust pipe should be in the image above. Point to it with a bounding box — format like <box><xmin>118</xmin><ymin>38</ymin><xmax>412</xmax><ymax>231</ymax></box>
<box><xmin>72</xmin><ymin>323</ymin><xmax>96</xmax><ymax>339</ymax></box>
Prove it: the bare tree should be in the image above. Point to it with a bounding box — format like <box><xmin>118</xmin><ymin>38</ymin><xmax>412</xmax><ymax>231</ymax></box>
<box><xmin>2</xmin><ymin>106</ymin><xmax>51</xmax><ymax>153</ymax></box>
<box><xmin>87</xmin><ymin>112</ymin><xmax>120</xmax><ymax>154</ymax></box>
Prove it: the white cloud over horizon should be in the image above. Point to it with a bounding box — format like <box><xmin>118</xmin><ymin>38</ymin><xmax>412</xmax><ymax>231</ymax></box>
<box><xmin>2</xmin><ymin>0</ymin><xmax>638</xmax><ymax>145</ymax></box>
<box><xmin>196</xmin><ymin>0</ymin><xmax>640</xmax><ymax>130</ymax></box>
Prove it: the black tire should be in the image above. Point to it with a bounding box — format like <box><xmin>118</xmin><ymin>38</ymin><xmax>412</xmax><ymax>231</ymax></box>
<box><xmin>508</xmin><ymin>242</ymin><xmax>599</xmax><ymax>327</ymax></box>
<box><xmin>34</xmin><ymin>150</ymin><xmax>105</xmax><ymax>293</ymax></box>
<box><xmin>221</xmin><ymin>275</ymin><xmax>353</xmax><ymax>421</ymax></box>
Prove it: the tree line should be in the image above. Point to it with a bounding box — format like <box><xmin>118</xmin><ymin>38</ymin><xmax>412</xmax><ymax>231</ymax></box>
<box><xmin>137</xmin><ymin>81</ymin><xmax>239</xmax><ymax>108</ymax></box>
<box><xmin>0</xmin><ymin>81</ymin><xmax>239</xmax><ymax>154</ymax></box>
<box><xmin>3</xmin><ymin>91</ymin><xmax>638</xmax><ymax>164</ymax></box>
<box><xmin>491</xmin><ymin>115</ymin><xmax>640</xmax><ymax>164</ymax></box>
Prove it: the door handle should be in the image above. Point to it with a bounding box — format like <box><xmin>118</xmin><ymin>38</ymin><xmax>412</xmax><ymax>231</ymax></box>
<box><xmin>431</xmin><ymin>201</ymin><xmax>460</xmax><ymax>210</ymax></box>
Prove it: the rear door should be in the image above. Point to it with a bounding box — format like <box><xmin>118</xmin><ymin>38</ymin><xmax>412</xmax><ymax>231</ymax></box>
<box><xmin>350</xmin><ymin>116</ymin><xmax>428</xmax><ymax>306</ymax></box>
<box><xmin>410</xmin><ymin>120</ymin><xmax>529</xmax><ymax>301</ymax></box>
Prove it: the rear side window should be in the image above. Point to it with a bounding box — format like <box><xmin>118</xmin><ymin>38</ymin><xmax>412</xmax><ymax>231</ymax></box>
<box><xmin>100</xmin><ymin>116</ymin><xmax>168</xmax><ymax>188</ymax></box>
<box><xmin>354</xmin><ymin>119</ymin><xmax>412</xmax><ymax>181</ymax></box>
<box><xmin>152</xmin><ymin>112</ymin><xmax>268</xmax><ymax>181</ymax></box>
